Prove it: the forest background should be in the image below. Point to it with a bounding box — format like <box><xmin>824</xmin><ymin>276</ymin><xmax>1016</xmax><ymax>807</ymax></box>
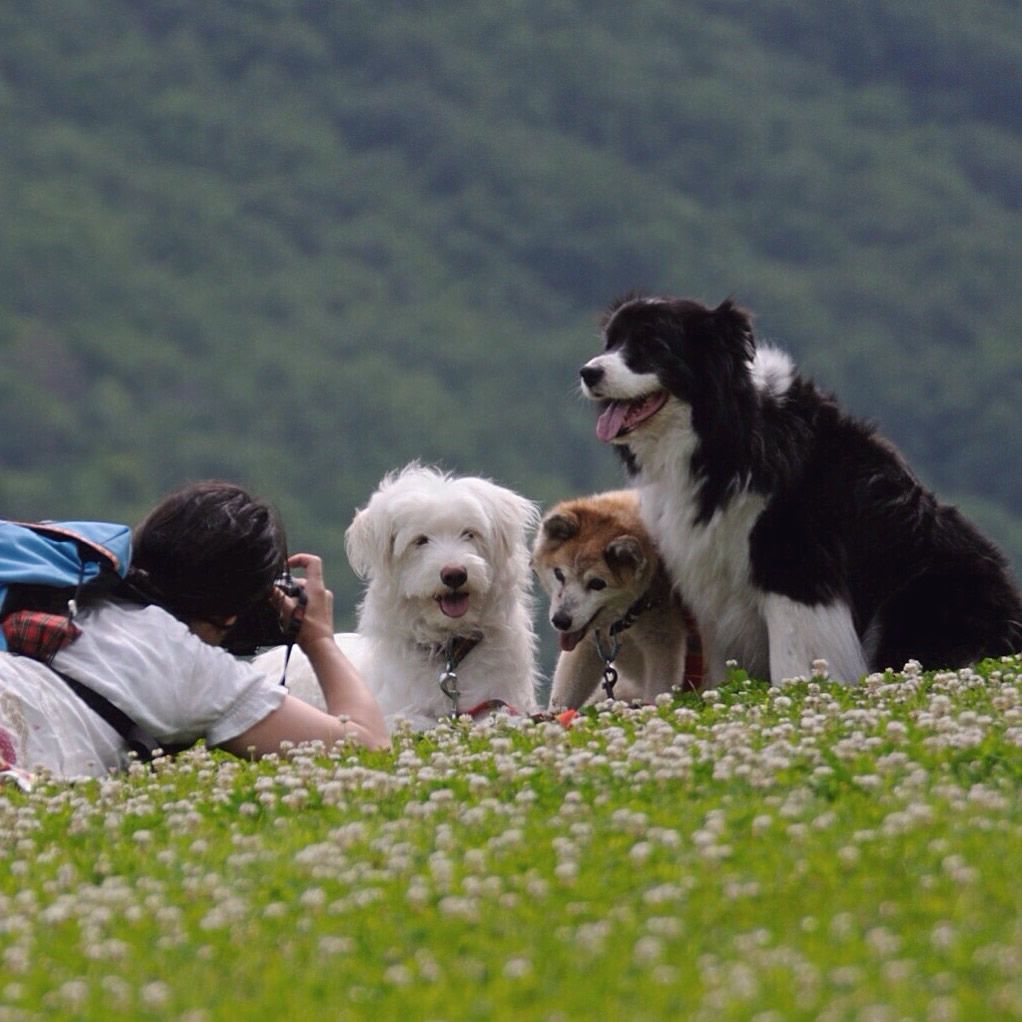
<box><xmin>1</xmin><ymin>1</ymin><xmax>1020</xmax><ymax>665</ymax></box>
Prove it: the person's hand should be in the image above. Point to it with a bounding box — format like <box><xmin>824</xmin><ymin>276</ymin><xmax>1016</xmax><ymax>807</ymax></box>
<box><xmin>270</xmin><ymin>553</ymin><xmax>335</xmax><ymax>650</ymax></box>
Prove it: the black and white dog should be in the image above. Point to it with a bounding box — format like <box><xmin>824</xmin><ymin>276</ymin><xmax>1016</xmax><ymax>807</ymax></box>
<box><xmin>580</xmin><ymin>294</ymin><xmax>1022</xmax><ymax>685</ymax></box>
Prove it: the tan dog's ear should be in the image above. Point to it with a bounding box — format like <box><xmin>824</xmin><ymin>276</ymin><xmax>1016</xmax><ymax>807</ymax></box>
<box><xmin>605</xmin><ymin>536</ymin><xmax>647</xmax><ymax>575</ymax></box>
<box><xmin>542</xmin><ymin>512</ymin><xmax>580</xmax><ymax>543</ymax></box>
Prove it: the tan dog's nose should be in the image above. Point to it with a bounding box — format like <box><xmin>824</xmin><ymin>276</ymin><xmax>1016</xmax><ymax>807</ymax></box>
<box><xmin>552</xmin><ymin>610</ymin><xmax>573</xmax><ymax>631</ymax></box>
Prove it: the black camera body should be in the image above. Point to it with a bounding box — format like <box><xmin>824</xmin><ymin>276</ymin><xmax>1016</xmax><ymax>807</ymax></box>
<box><xmin>273</xmin><ymin>574</ymin><xmax>303</xmax><ymax>600</ymax></box>
<box><xmin>221</xmin><ymin>574</ymin><xmax>304</xmax><ymax>656</ymax></box>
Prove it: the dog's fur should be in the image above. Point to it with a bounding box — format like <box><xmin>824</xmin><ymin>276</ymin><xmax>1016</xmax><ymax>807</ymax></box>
<box><xmin>579</xmin><ymin>294</ymin><xmax>1022</xmax><ymax>685</ymax></box>
<box><xmin>255</xmin><ymin>464</ymin><xmax>541</xmax><ymax>730</ymax></box>
<box><xmin>533</xmin><ymin>489</ymin><xmax>696</xmax><ymax>708</ymax></box>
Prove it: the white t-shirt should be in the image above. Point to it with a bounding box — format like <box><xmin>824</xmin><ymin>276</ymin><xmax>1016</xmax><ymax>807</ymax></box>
<box><xmin>0</xmin><ymin>600</ymin><xmax>286</xmax><ymax>779</ymax></box>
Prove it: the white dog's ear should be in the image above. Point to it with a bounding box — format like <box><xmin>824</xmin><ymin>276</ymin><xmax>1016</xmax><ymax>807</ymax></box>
<box><xmin>345</xmin><ymin>505</ymin><xmax>387</xmax><ymax>580</ymax></box>
<box><xmin>472</xmin><ymin>481</ymin><xmax>540</xmax><ymax>563</ymax></box>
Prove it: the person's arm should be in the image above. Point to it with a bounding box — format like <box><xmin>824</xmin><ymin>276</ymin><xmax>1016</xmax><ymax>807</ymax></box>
<box><xmin>219</xmin><ymin>553</ymin><xmax>388</xmax><ymax>757</ymax></box>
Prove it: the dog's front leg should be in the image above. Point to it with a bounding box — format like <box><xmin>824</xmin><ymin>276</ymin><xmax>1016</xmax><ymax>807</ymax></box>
<box><xmin>549</xmin><ymin>641</ymin><xmax>607</xmax><ymax>709</ymax></box>
<box><xmin>763</xmin><ymin>593</ymin><xmax>867</xmax><ymax>685</ymax></box>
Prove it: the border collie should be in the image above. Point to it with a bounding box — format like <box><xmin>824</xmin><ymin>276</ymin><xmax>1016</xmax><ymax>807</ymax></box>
<box><xmin>579</xmin><ymin>294</ymin><xmax>1022</xmax><ymax>685</ymax></box>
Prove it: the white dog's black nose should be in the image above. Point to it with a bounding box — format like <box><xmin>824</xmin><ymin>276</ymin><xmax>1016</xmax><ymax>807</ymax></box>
<box><xmin>552</xmin><ymin>610</ymin><xmax>573</xmax><ymax>631</ymax></box>
<box><xmin>441</xmin><ymin>565</ymin><xmax>468</xmax><ymax>589</ymax></box>
<box><xmin>580</xmin><ymin>364</ymin><xmax>604</xmax><ymax>389</ymax></box>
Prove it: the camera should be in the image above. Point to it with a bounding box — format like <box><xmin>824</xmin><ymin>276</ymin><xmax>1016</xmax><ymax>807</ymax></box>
<box><xmin>273</xmin><ymin>573</ymin><xmax>303</xmax><ymax>599</ymax></box>
<box><xmin>221</xmin><ymin>572</ymin><xmax>306</xmax><ymax>656</ymax></box>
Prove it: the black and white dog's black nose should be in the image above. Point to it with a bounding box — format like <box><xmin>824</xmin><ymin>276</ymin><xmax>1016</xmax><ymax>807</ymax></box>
<box><xmin>580</xmin><ymin>364</ymin><xmax>604</xmax><ymax>389</ymax></box>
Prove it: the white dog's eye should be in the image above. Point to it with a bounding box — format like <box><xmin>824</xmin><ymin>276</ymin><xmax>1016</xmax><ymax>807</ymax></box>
<box><xmin>414</xmin><ymin>535</ymin><xmax>429</xmax><ymax>547</ymax></box>
<box><xmin>461</xmin><ymin>529</ymin><xmax>476</xmax><ymax>541</ymax></box>
<box><xmin>586</xmin><ymin>577</ymin><xmax>607</xmax><ymax>591</ymax></box>
<box><xmin>553</xmin><ymin>568</ymin><xmax>565</xmax><ymax>584</ymax></box>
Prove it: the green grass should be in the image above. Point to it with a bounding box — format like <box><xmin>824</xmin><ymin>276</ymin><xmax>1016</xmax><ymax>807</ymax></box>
<box><xmin>3</xmin><ymin>658</ymin><xmax>1022</xmax><ymax>1021</ymax></box>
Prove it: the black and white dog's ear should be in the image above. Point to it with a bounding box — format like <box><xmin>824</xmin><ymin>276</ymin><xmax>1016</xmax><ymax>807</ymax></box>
<box><xmin>541</xmin><ymin>511</ymin><xmax>580</xmax><ymax>543</ymax></box>
<box><xmin>605</xmin><ymin>535</ymin><xmax>647</xmax><ymax>575</ymax></box>
<box><xmin>712</xmin><ymin>298</ymin><xmax>755</xmax><ymax>362</ymax></box>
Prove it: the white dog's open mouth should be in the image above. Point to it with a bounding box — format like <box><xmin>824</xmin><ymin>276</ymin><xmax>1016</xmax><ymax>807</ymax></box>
<box><xmin>595</xmin><ymin>391</ymin><xmax>668</xmax><ymax>442</ymax></box>
<box><xmin>437</xmin><ymin>592</ymin><xmax>470</xmax><ymax>618</ymax></box>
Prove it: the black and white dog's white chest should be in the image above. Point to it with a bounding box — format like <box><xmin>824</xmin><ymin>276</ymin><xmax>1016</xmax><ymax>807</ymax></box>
<box><xmin>634</xmin><ymin>444</ymin><xmax>770</xmax><ymax>683</ymax></box>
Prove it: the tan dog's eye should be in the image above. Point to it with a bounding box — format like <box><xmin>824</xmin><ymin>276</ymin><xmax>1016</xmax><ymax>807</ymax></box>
<box><xmin>553</xmin><ymin>568</ymin><xmax>565</xmax><ymax>584</ymax></box>
<box><xmin>586</xmin><ymin>578</ymin><xmax>607</xmax><ymax>591</ymax></box>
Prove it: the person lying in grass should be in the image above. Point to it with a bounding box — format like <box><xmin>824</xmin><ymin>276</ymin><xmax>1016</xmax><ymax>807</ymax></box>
<box><xmin>0</xmin><ymin>481</ymin><xmax>388</xmax><ymax>780</ymax></box>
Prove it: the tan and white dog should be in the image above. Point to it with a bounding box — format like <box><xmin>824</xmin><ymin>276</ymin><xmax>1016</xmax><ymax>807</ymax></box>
<box><xmin>532</xmin><ymin>489</ymin><xmax>701</xmax><ymax>709</ymax></box>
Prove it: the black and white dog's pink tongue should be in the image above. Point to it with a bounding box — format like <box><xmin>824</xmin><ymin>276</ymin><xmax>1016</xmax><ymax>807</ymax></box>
<box><xmin>440</xmin><ymin>593</ymin><xmax>470</xmax><ymax>618</ymax></box>
<box><xmin>596</xmin><ymin>402</ymin><xmax>630</xmax><ymax>442</ymax></box>
<box><xmin>596</xmin><ymin>393</ymin><xmax>668</xmax><ymax>442</ymax></box>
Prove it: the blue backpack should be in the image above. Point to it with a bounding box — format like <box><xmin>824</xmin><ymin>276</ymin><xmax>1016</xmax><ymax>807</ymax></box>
<box><xmin>0</xmin><ymin>519</ymin><xmax>168</xmax><ymax>762</ymax></box>
<box><xmin>0</xmin><ymin>520</ymin><xmax>133</xmax><ymax>648</ymax></box>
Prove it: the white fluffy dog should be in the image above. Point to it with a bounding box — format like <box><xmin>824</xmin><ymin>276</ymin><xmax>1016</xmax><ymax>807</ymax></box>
<box><xmin>255</xmin><ymin>464</ymin><xmax>541</xmax><ymax>731</ymax></box>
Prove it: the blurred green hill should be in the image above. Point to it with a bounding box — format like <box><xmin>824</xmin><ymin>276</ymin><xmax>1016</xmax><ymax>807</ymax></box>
<box><xmin>1</xmin><ymin>0</ymin><xmax>1020</xmax><ymax>637</ymax></box>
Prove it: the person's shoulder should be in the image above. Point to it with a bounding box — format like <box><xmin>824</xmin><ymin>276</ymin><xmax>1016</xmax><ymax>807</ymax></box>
<box><xmin>79</xmin><ymin>597</ymin><xmax>190</xmax><ymax>637</ymax></box>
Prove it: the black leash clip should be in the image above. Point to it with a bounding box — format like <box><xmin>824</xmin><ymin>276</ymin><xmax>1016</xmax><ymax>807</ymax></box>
<box><xmin>595</xmin><ymin>629</ymin><xmax>621</xmax><ymax>700</ymax></box>
<box><xmin>601</xmin><ymin>663</ymin><xmax>619</xmax><ymax>700</ymax></box>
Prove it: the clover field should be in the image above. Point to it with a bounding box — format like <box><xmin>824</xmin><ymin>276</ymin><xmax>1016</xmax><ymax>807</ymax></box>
<box><xmin>3</xmin><ymin>659</ymin><xmax>1022</xmax><ymax>1021</ymax></box>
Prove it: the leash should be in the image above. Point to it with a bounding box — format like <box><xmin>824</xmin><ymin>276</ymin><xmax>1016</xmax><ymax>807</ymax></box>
<box><xmin>594</xmin><ymin>627</ymin><xmax>623</xmax><ymax>699</ymax></box>
<box><xmin>435</xmin><ymin>638</ymin><xmax>525</xmax><ymax>720</ymax></box>
<box><xmin>592</xmin><ymin>589</ymin><xmax>657</xmax><ymax>699</ymax></box>
<box><xmin>593</xmin><ymin>599</ymin><xmax>704</xmax><ymax>700</ymax></box>
<box><xmin>461</xmin><ymin>697</ymin><xmax>521</xmax><ymax>720</ymax></box>
<box><xmin>436</xmin><ymin>635</ymin><xmax>480</xmax><ymax>715</ymax></box>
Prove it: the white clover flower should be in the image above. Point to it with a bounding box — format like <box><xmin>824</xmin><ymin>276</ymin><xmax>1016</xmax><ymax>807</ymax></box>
<box><xmin>625</xmin><ymin>838</ymin><xmax>649</xmax><ymax>862</ymax></box>
<box><xmin>140</xmin><ymin>980</ymin><xmax>171</xmax><ymax>1008</ymax></box>
<box><xmin>383</xmin><ymin>964</ymin><xmax>413</xmax><ymax>986</ymax></box>
<box><xmin>926</xmin><ymin>997</ymin><xmax>958</xmax><ymax>1022</ymax></box>
<box><xmin>642</xmin><ymin>884</ymin><xmax>683</xmax><ymax>905</ymax></box>
<box><xmin>554</xmin><ymin>861</ymin><xmax>579</xmax><ymax>883</ymax></box>
<box><xmin>931</xmin><ymin>922</ymin><xmax>956</xmax><ymax>951</ymax></box>
<box><xmin>406</xmin><ymin>882</ymin><xmax>430</xmax><ymax>907</ymax></box>
<box><xmin>503</xmin><ymin>956</ymin><xmax>532</xmax><ymax>979</ymax></box>
<box><xmin>828</xmin><ymin>965</ymin><xmax>864</xmax><ymax>988</ymax></box>
<box><xmin>299</xmin><ymin>887</ymin><xmax>327</xmax><ymax>909</ymax></box>
<box><xmin>646</xmin><ymin>916</ymin><xmax>682</xmax><ymax>938</ymax></box>
<box><xmin>438</xmin><ymin>895</ymin><xmax>479</xmax><ymax>920</ymax></box>
<box><xmin>632</xmin><ymin>935</ymin><xmax>663</xmax><ymax>966</ymax></box>
<box><xmin>98</xmin><ymin>975</ymin><xmax>131</xmax><ymax>1007</ymax></box>
<box><xmin>56</xmin><ymin>979</ymin><xmax>90</xmax><ymax>1008</ymax></box>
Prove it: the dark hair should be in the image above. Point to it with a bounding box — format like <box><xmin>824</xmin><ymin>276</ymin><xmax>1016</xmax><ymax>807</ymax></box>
<box><xmin>126</xmin><ymin>481</ymin><xmax>286</xmax><ymax>624</ymax></box>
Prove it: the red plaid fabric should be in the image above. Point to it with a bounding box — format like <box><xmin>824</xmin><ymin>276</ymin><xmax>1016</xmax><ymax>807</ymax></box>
<box><xmin>2</xmin><ymin>610</ymin><xmax>81</xmax><ymax>664</ymax></box>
